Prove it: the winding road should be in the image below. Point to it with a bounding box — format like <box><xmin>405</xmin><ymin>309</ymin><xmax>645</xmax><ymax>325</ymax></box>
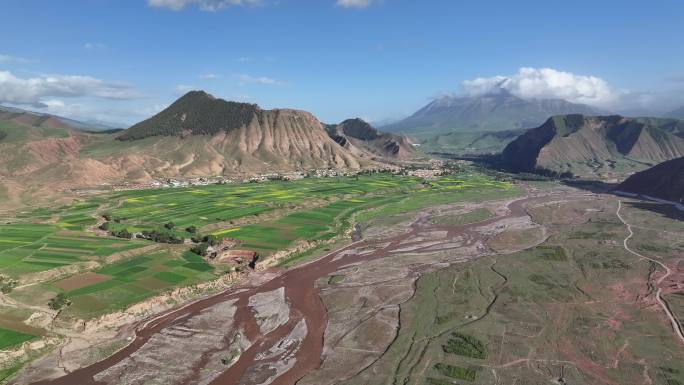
<box><xmin>616</xmin><ymin>200</ymin><xmax>684</xmax><ymax>344</ymax></box>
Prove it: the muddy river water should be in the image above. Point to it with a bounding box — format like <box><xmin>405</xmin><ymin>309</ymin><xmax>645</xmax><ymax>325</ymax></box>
<box><xmin>32</xmin><ymin>195</ymin><xmax>538</xmax><ymax>385</ymax></box>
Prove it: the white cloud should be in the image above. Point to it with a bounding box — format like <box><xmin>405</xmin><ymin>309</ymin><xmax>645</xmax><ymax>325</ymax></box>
<box><xmin>0</xmin><ymin>70</ymin><xmax>140</xmax><ymax>107</ymax></box>
<box><xmin>148</xmin><ymin>0</ymin><xmax>262</xmax><ymax>11</ymax></box>
<box><xmin>0</xmin><ymin>53</ymin><xmax>30</xmax><ymax>64</ymax></box>
<box><xmin>34</xmin><ymin>99</ymin><xmax>137</xmax><ymax>127</ymax></box>
<box><xmin>336</xmin><ymin>0</ymin><xmax>373</xmax><ymax>8</ymax></box>
<box><xmin>40</xmin><ymin>99</ymin><xmax>97</xmax><ymax>121</ymax></box>
<box><xmin>238</xmin><ymin>74</ymin><xmax>286</xmax><ymax>86</ymax></box>
<box><xmin>199</xmin><ymin>73</ymin><xmax>219</xmax><ymax>79</ymax></box>
<box><xmin>461</xmin><ymin>67</ymin><xmax>616</xmax><ymax>106</ymax></box>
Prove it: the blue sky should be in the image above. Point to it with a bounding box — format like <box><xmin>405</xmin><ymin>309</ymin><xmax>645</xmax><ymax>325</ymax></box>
<box><xmin>1</xmin><ymin>0</ymin><xmax>683</xmax><ymax>126</ymax></box>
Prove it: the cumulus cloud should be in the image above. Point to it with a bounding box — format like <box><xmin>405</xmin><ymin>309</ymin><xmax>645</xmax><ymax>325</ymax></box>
<box><xmin>32</xmin><ymin>99</ymin><xmax>141</xmax><ymax>127</ymax></box>
<box><xmin>336</xmin><ymin>0</ymin><xmax>374</xmax><ymax>8</ymax></box>
<box><xmin>0</xmin><ymin>70</ymin><xmax>140</xmax><ymax>107</ymax></box>
<box><xmin>461</xmin><ymin>67</ymin><xmax>616</xmax><ymax>106</ymax></box>
<box><xmin>238</xmin><ymin>74</ymin><xmax>286</xmax><ymax>86</ymax></box>
<box><xmin>148</xmin><ymin>0</ymin><xmax>262</xmax><ymax>11</ymax></box>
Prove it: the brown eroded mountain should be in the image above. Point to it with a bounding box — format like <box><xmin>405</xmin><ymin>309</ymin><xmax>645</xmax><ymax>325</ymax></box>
<box><xmin>326</xmin><ymin>118</ymin><xmax>415</xmax><ymax>159</ymax></box>
<box><xmin>0</xmin><ymin>91</ymin><xmax>414</xmax><ymax>207</ymax></box>
<box><xmin>501</xmin><ymin>114</ymin><xmax>684</xmax><ymax>178</ymax></box>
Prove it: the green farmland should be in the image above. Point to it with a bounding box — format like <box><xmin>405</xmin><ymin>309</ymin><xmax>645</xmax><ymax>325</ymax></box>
<box><xmin>61</xmin><ymin>249</ymin><xmax>215</xmax><ymax>317</ymax></box>
<box><xmin>1</xmin><ymin>172</ymin><xmax>518</xmax><ymax>321</ymax></box>
<box><xmin>105</xmin><ymin>174</ymin><xmax>422</xmax><ymax>231</ymax></box>
<box><xmin>0</xmin><ymin>224</ymin><xmax>148</xmax><ymax>277</ymax></box>
<box><xmin>214</xmin><ymin>174</ymin><xmax>517</xmax><ymax>257</ymax></box>
<box><xmin>0</xmin><ymin>328</ymin><xmax>36</xmax><ymax>350</ymax></box>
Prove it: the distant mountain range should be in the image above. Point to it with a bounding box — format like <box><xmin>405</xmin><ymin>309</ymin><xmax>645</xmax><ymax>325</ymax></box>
<box><xmin>501</xmin><ymin>114</ymin><xmax>684</xmax><ymax>178</ymax></box>
<box><xmin>618</xmin><ymin>157</ymin><xmax>684</xmax><ymax>203</ymax></box>
<box><xmin>665</xmin><ymin>105</ymin><xmax>684</xmax><ymax>119</ymax></box>
<box><xmin>0</xmin><ymin>105</ymin><xmax>123</xmax><ymax>132</ymax></box>
<box><xmin>0</xmin><ymin>91</ymin><xmax>414</xmax><ymax>205</ymax></box>
<box><xmin>383</xmin><ymin>88</ymin><xmax>604</xmax><ymax>137</ymax></box>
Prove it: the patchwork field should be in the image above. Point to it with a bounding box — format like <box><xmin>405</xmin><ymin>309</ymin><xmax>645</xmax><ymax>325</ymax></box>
<box><xmin>0</xmin><ymin>171</ymin><xmax>523</xmax><ymax>385</ymax></box>
<box><xmin>0</xmin><ymin>224</ymin><xmax>147</xmax><ymax>277</ymax></box>
<box><xmin>0</xmin><ymin>172</ymin><xmax>517</xmax><ymax>341</ymax></box>
<box><xmin>3</xmin><ymin>245</ymin><xmax>218</xmax><ymax>320</ymax></box>
<box><xmin>106</xmin><ymin>175</ymin><xmax>423</xmax><ymax>231</ymax></box>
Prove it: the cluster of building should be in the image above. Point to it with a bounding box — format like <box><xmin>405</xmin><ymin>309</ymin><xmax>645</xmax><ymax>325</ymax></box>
<box><xmin>68</xmin><ymin>161</ymin><xmax>456</xmax><ymax>194</ymax></box>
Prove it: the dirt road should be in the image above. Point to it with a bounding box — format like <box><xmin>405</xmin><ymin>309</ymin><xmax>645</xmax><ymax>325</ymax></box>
<box><xmin>616</xmin><ymin>200</ymin><xmax>684</xmax><ymax>344</ymax></box>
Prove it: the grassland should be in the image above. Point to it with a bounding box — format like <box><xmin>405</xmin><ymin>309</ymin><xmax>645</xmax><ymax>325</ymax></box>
<box><xmin>339</xmin><ymin>197</ymin><xmax>684</xmax><ymax>385</ymax></box>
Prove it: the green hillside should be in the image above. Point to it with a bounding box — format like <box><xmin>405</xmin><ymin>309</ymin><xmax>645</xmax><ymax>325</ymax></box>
<box><xmin>117</xmin><ymin>91</ymin><xmax>259</xmax><ymax>140</ymax></box>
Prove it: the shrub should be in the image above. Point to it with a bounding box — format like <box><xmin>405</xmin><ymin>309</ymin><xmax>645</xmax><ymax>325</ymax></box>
<box><xmin>164</xmin><ymin>222</ymin><xmax>176</xmax><ymax>230</ymax></box>
<box><xmin>434</xmin><ymin>363</ymin><xmax>477</xmax><ymax>381</ymax></box>
<box><xmin>48</xmin><ymin>293</ymin><xmax>70</xmax><ymax>310</ymax></box>
<box><xmin>111</xmin><ymin>229</ymin><xmax>133</xmax><ymax>239</ymax></box>
<box><xmin>139</xmin><ymin>230</ymin><xmax>184</xmax><ymax>244</ymax></box>
<box><xmin>0</xmin><ymin>277</ymin><xmax>16</xmax><ymax>294</ymax></box>
<box><xmin>186</xmin><ymin>225</ymin><xmax>197</xmax><ymax>234</ymax></box>
<box><xmin>99</xmin><ymin>222</ymin><xmax>110</xmax><ymax>231</ymax></box>
<box><xmin>203</xmin><ymin>235</ymin><xmax>220</xmax><ymax>246</ymax></box>
<box><xmin>442</xmin><ymin>332</ymin><xmax>487</xmax><ymax>359</ymax></box>
<box><xmin>191</xmin><ymin>243</ymin><xmax>210</xmax><ymax>256</ymax></box>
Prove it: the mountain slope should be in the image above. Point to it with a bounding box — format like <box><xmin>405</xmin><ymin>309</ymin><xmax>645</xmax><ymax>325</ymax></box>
<box><xmin>383</xmin><ymin>89</ymin><xmax>603</xmax><ymax>136</ymax></box>
<box><xmin>618</xmin><ymin>157</ymin><xmax>684</xmax><ymax>202</ymax></box>
<box><xmin>117</xmin><ymin>91</ymin><xmax>257</xmax><ymax>140</ymax></box>
<box><xmin>325</xmin><ymin>118</ymin><xmax>415</xmax><ymax>159</ymax></box>
<box><xmin>0</xmin><ymin>105</ymin><xmax>122</xmax><ymax>132</ymax></box>
<box><xmin>110</xmin><ymin>91</ymin><xmax>371</xmax><ymax>173</ymax></box>
<box><xmin>0</xmin><ymin>91</ymin><xmax>413</xmax><ymax>206</ymax></box>
<box><xmin>501</xmin><ymin>115</ymin><xmax>684</xmax><ymax>178</ymax></box>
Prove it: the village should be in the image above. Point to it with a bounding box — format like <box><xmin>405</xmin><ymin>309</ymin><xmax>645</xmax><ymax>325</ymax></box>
<box><xmin>67</xmin><ymin>159</ymin><xmax>455</xmax><ymax>194</ymax></box>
